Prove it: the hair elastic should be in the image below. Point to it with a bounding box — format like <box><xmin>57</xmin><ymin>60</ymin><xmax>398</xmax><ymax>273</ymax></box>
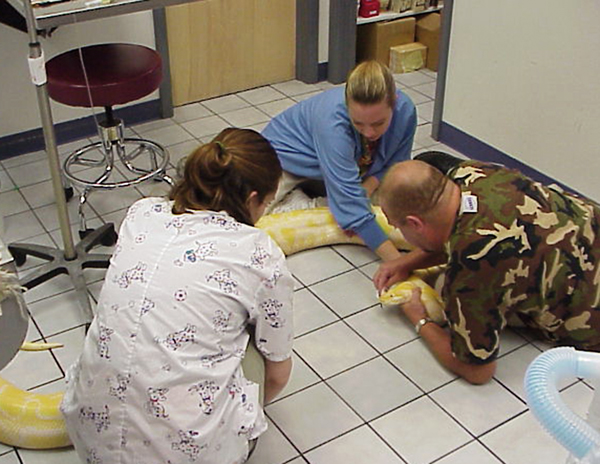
<box><xmin>215</xmin><ymin>141</ymin><xmax>226</xmax><ymax>153</ymax></box>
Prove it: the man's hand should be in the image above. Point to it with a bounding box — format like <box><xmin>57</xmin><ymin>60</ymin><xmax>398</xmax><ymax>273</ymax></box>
<box><xmin>400</xmin><ymin>287</ymin><xmax>427</xmax><ymax>325</ymax></box>
<box><xmin>374</xmin><ymin>248</ymin><xmax>447</xmax><ymax>294</ymax></box>
<box><xmin>399</xmin><ymin>288</ymin><xmax>497</xmax><ymax>385</ymax></box>
<box><xmin>373</xmin><ymin>256</ymin><xmax>411</xmax><ymax>294</ymax></box>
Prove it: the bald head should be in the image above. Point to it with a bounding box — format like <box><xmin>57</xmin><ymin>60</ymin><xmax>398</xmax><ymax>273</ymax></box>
<box><xmin>380</xmin><ymin>160</ymin><xmax>450</xmax><ymax>224</ymax></box>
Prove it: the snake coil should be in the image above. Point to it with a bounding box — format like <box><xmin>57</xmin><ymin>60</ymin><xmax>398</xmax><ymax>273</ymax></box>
<box><xmin>0</xmin><ymin>206</ymin><xmax>445</xmax><ymax>449</ymax></box>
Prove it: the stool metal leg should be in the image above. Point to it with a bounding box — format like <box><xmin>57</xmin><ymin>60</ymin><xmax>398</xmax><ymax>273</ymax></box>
<box><xmin>158</xmin><ymin>172</ymin><xmax>175</xmax><ymax>186</ymax></box>
<box><xmin>70</xmin><ymin>141</ymin><xmax>114</xmax><ymax>236</ymax></box>
<box><xmin>63</xmin><ymin>123</ymin><xmax>170</xmax><ymax>190</ymax></box>
<box><xmin>79</xmin><ymin>187</ymin><xmax>92</xmax><ymax>235</ymax></box>
<box><xmin>9</xmin><ymin>223</ymin><xmax>118</xmax><ymax>323</ymax></box>
<box><xmin>59</xmin><ymin>109</ymin><xmax>172</xmax><ymax>248</ymax></box>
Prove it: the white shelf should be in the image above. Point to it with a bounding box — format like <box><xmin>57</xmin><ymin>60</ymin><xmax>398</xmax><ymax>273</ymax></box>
<box><xmin>357</xmin><ymin>5</ymin><xmax>442</xmax><ymax>25</ymax></box>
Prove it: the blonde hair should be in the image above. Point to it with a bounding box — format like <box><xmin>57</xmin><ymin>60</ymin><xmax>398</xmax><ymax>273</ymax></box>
<box><xmin>169</xmin><ymin>128</ymin><xmax>281</xmax><ymax>225</ymax></box>
<box><xmin>345</xmin><ymin>60</ymin><xmax>397</xmax><ymax>108</ymax></box>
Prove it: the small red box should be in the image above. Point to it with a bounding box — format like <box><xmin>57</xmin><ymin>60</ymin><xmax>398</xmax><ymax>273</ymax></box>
<box><xmin>359</xmin><ymin>0</ymin><xmax>380</xmax><ymax>18</ymax></box>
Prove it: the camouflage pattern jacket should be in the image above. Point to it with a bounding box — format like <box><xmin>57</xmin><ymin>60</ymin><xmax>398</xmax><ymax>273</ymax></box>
<box><xmin>444</xmin><ymin>161</ymin><xmax>600</xmax><ymax>364</ymax></box>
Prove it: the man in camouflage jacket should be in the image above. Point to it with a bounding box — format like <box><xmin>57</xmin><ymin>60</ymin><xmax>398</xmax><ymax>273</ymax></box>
<box><xmin>374</xmin><ymin>159</ymin><xmax>600</xmax><ymax>384</ymax></box>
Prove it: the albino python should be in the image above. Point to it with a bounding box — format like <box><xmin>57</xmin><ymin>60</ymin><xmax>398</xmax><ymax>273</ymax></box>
<box><xmin>0</xmin><ymin>206</ymin><xmax>445</xmax><ymax>449</ymax></box>
<box><xmin>255</xmin><ymin>206</ymin><xmax>446</xmax><ymax>324</ymax></box>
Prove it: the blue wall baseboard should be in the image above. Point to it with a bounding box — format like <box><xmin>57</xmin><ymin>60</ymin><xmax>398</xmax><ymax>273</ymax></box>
<box><xmin>0</xmin><ymin>99</ymin><xmax>162</xmax><ymax>162</ymax></box>
<box><xmin>438</xmin><ymin>121</ymin><xmax>579</xmax><ymax>196</ymax></box>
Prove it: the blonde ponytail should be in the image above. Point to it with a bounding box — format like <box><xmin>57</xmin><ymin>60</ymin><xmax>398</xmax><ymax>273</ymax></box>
<box><xmin>345</xmin><ymin>60</ymin><xmax>396</xmax><ymax>108</ymax></box>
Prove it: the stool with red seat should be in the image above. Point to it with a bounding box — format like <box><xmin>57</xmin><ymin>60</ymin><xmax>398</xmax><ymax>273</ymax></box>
<box><xmin>46</xmin><ymin>43</ymin><xmax>173</xmax><ymax>237</ymax></box>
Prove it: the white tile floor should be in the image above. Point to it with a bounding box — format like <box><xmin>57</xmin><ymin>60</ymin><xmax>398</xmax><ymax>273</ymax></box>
<box><xmin>0</xmin><ymin>69</ymin><xmax>593</xmax><ymax>464</ymax></box>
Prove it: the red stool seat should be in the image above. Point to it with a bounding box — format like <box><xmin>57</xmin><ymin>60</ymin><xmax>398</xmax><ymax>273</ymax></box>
<box><xmin>46</xmin><ymin>43</ymin><xmax>162</xmax><ymax>108</ymax></box>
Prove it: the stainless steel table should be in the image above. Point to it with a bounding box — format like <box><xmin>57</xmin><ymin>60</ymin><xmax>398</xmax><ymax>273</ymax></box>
<box><xmin>7</xmin><ymin>0</ymin><xmax>192</xmax><ymax>30</ymax></box>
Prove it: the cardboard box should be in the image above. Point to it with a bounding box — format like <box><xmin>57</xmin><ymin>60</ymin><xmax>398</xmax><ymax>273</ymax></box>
<box><xmin>389</xmin><ymin>0</ymin><xmax>411</xmax><ymax>13</ymax></box>
<box><xmin>356</xmin><ymin>17</ymin><xmax>416</xmax><ymax>64</ymax></box>
<box><xmin>416</xmin><ymin>12</ymin><xmax>441</xmax><ymax>71</ymax></box>
<box><xmin>412</xmin><ymin>0</ymin><xmax>427</xmax><ymax>12</ymax></box>
<box><xmin>389</xmin><ymin>42</ymin><xmax>427</xmax><ymax>73</ymax></box>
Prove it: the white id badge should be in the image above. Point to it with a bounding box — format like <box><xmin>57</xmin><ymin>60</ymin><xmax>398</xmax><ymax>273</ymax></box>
<box><xmin>460</xmin><ymin>194</ymin><xmax>478</xmax><ymax>214</ymax></box>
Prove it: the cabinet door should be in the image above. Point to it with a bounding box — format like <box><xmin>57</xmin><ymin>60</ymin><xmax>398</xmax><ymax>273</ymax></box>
<box><xmin>166</xmin><ymin>0</ymin><xmax>296</xmax><ymax>106</ymax></box>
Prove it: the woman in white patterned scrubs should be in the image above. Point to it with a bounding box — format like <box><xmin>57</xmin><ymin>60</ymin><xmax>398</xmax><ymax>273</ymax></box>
<box><xmin>61</xmin><ymin>128</ymin><xmax>294</xmax><ymax>464</ymax></box>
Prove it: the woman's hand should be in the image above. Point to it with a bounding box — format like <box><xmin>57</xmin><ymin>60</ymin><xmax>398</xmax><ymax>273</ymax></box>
<box><xmin>362</xmin><ymin>176</ymin><xmax>379</xmax><ymax>198</ymax></box>
<box><xmin>264</xmin><ymin>358</ymin><xmax>292</xmax><ymax>404</ymax></box>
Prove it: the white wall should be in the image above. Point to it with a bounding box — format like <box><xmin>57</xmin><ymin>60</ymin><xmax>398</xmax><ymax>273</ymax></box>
<box><xmin>444</xmin><ymin>0</ymin><xmax>600</xmax><ymax>201</ymax></box>
<box><xmin>0</xmin><ymin>11</ymin><xmax>156</xmax><ymax>138</ymax></box>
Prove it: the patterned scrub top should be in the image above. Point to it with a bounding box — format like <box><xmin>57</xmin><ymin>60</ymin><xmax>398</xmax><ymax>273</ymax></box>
<box><xmin>443</xmin><ymin>162</ymin><xmax>600</xmax><ymax>365</ymax></box>
<box><xmin>61</xmin><ymin>197</ymin><xmax>294</xmax><ymax>464</ymax></box>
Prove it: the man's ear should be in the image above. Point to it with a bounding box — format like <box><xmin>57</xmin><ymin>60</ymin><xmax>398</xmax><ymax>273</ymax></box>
<box><xmin>405</xmin><ymin>215</ymin><xmax>425</xmax><ymax>231</ymax></box>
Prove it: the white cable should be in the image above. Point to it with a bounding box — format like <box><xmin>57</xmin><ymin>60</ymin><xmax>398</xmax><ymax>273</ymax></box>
<box><xmin>70</xmin><ymin>14</ymin><xmax>102</xmax><ymax>140</ymax></box>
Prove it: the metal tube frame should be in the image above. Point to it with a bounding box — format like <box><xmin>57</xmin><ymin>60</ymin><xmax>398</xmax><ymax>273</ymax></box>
<box><xmin>10</xmin><ymin>0</ymin><xmax>116</xmax><ymax>324</ymax></box>
<box><xmin>24</xmin><ymin>0</ymin><xmax>76</xmax><ymax>259</ymax></box>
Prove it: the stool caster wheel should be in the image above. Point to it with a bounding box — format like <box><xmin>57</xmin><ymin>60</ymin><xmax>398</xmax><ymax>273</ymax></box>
<box><xmin>8</xmin><ymin>247</ymin><xmax>27</xmax><ymax>266</ymax></box>
<box><xmin>101</xmin><ymin>225</ymin><xmax>118</xmax><ymax>247</ymax></box>
<box><xmin>64</xmin><ymin>186</ymin><xmax>74</xmax><ymax>202</ymax></box>
<box><xmin>79</xmin><ymin>228</ymin><xmax>96</xmax><ymax>240</ymax></box>
<box><xmin>79</xmin><ymin>225</ymin><xmax>118</xmax><ymax>245</ymax></box>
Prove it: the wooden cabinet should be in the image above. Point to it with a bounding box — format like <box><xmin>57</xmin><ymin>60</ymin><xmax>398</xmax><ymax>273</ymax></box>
<box><xmin>166</xmin><ymin>0</ymin><xmax>295</xmax><ymax>106</ymax></box>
